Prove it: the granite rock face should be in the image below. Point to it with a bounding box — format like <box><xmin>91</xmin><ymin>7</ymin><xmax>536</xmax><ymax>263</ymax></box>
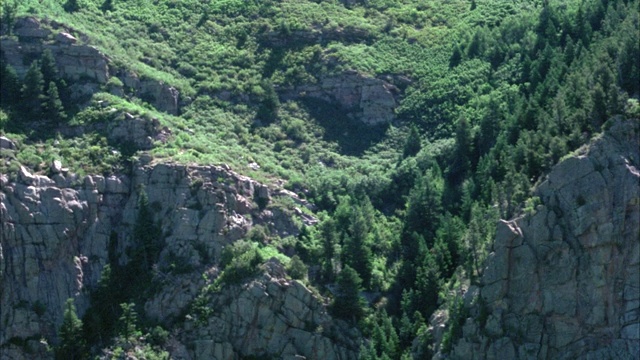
<box><xmin>1</xmin><ymin>17</ymin><xmax>179</xmax><ymax>114</ymax></box>
<box><xmin>442</xmin><ymin>118</ymin><xmax>640</xmax><ymax>360</ymax></box>
<box><xmin>182</xmin><ymin>260</ymin><xmax>359</xmax><ymax>360</ymax></box>
<box><xmin>282</xmin><ymin>71</ymin><xmax>399</xmax><ymax>125</ymax></box>
<box><xmin>0</xmin><ymin>161</ymin><xmax>336</xmax><ymax>360</ymax></box>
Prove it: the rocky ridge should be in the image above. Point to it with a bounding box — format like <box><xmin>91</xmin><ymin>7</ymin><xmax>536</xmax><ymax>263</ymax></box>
<box><xmin>438</xmin><ymin>118</ymin><xmax>640</xmax><ymax>359</ymax></box>
<box><xmin>182</xmin><ymin>260</ymin><xmax>359</xmax><ymax>360</ymax></box>
<box><xmin>1</xmin><ymin>17</ymin><xmax>179</xmax><ymax>114</ymax></box>
<box><xmin>0</xmin><ymin>158</ymin><xmax>355</xmax><ymax>359</ymax></box>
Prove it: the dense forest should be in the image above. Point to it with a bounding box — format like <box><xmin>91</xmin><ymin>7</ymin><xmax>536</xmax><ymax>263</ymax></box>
<box><xmin>1</xmin><ymin>0</ymin><xmax>638</xmax><ymax>358</ymax></box>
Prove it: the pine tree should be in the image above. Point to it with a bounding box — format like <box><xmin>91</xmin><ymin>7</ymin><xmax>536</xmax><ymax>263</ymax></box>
<box><xmin>331</xmin><ymin>265</ymin><xmax>365</xmax><ymax>322</ymax></box>
<box><xmin>46</xmin><ymin>81</ymin><xmax>66</xmax><ymax>127</ymax></box>
<box><xmin>21</xmin><ymin>61</ymin><xmax>45</xmax><ymax>121</ymax></box>
<box><xmin>101</xmin><ymin>0</ymin><xmax>114</xmax><ymax>12</ymax></box>
<box><xmin>402</xmin><ymin>124</ymin><xmax>421</xmax><ymax>159</ymax></box>
<box><xmin>342</xmin><ymin>199</ymin><xmax>374</xmax><ymax>288</ymax></box>
<box><xmin>449</xmin><ymin>44</ymin><xmax>463</xmax><ymax>68</ymax></box>
<box><xmin>0</xmin><ymin>58</ymin><xmax>21</xmax><ymax>109</ymax></box>
<box><xmin>1</xmin><ymin>0</ymin><xmax>18</xmax><ymax>35</ymax></box>
<box><xmin>56</xmin><ymin>298</ymin><xmax>86</xmax><ymax>360</ymax></box>
<box><xmin>133</xmin><ymin>188</ymin><xmax>161</xmax><ymax>271</ymax></box>
<box><xmin>64</xmin><ymin>0</ymin><xmax>80</xmax><ymax>13</ymax></box>
<box><xmin>40</xmin><ymin>49</ymin><xmax>58</xmax><ymax>86</ymax></box>
<box><xmin>118</xmin><ymin>303</ymin><xmax>141</xmax><ymax>341</ymax></box>
<box><xmin>256</xmin><ymin>79</ymin><xmax>280</xmax><ymax>123</ymax></box>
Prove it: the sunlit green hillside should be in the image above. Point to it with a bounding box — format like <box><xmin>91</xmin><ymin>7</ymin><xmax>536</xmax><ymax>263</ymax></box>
<box><xmin>1</xmin><ymin>0</ymin><xmax>638</xmax><ymax>358</ymax></box>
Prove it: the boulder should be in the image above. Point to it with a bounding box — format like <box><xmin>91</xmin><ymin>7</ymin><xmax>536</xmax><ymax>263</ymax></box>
<box><xmin>0</xmin><ymin>136</ymin><xmax>16</xmax><ymax>150</ymax></box>
<box><xmin>56</xmin><ymin>32</ymin><xmax>77</xmax><ymax>44</ymax></box>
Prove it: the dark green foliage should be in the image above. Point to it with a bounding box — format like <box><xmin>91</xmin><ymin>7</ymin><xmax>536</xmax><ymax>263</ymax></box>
<box><xmin>403</xmin><ymin>166</ymin><xmax>444</xmax><ymax>244</ymax></box>
<box><xmin>82</xmin><ymin>188</ymin><xmax>163</xmax><ymax>349</ymax></box>
<box><xmin>132</xmin><ymin>188</ymin><xmax>163</xmax><ymax>271</ymax></box>
<box><xmin>401</xmin><ymin>124</ymin><xmax>421</xmax><ymax>159</ymax></box>
<box><xmin>56</xmin><ymin>299</ymin><xmax>86</xmax><ymax>360</ymax></box>
<box><xmin>449</xmin><ymin>44</ymin><xmax>463</xmax><ymax>68</ymax></box>
<box><xmin>440</xmin><ymin>296</ymin><xmax>467</xmax><ymax>354</ymax></box>
<box><xmin>331</xmin><ymin>265</ymin><xmax>365</xmax><ymax>322</ymax></box>
<box><xmin>287</xmin><ymin>255</ymin><xmax>308</xmax><ymax>280</ymax></box>
<box><xmin>117</xmin><ymin>303</ymin><xmax>141</xmax><ymax>341</ymax></box>
<box><xmin>1</xmin><ymin>0</ymin><xmax>18</xmax><ymax>34</ymax></box>
<box><xmin>64</xmin><ymin>0</ymin><xmax>80</xmax><ymax>13</ymax></box>
<box><xmin>46</xmin><ymin>81</ymin><xmax>67</xmax><ymax>127</ymax></box>
<box><xmin>101</xmin><ymin>0</ymin><xmax>114</xmax><ymax>13</ymax></box>
<box><xmin>217</xmin><ymin>240</ymin><xmax>264</xmax><ymax>286</ymax></box>
<box><xmin>21</xmin><ymin>61</ymin><xmax>45</xmax><ymax>121</ymax></box>
<box><xmin>0</xmin><ymin>58</ymin><xmax>20</xmax><ymax>110</ymax></box>
<box><xmin>366</xmin><ymin>310</ymin><xmax>400</xmax><ymax>360</ymax></box>
<box><xmin>256</xmin><ymin>80</ymin><xmax>280</xmax><ymax>124</ymax></box>
<box><xmin>40</xmin><ymin>50</ymin><xmax>58</xmax><ymax>86</ymax></box>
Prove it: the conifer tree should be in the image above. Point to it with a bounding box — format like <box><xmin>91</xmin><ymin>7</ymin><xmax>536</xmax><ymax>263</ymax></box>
<box><xmin>56</xmin><ymin>298</ymin><xmax>86</xmax><ymax>360</ymax></box>
<box><xmin>331</xmin><ymin>265</ymin><xmax>365</xmax><ymax>322</ymax></box>
<box><xmin>449</xmin><ymin>44</ymin><xmax>463</xmax><ymax>68</ymax></box>
<box><xmin>101</xmin><ymin>0</ymin><xmax>114</xmax><ymax>12</ymax></box>
<box><xmin>40</xmin><ymin>49</ymin><xmax>58</xmax><ymax>86</ymax></box>
<box><xmin>0</xmin><ymin>58</ymin><xmax>21</xmax><ymax>109</ymax></box>
<box><xmin>64</xmin><ymin>0</ymin><xmax>80</xmax><ymax>13</ymax></box>
<box><xmin>402</xmin><ymin>124</ymin><xmax>421</xmax><ymax>159</ymax></box>
<box><xmin>118</xmin><ymin>303</ymin><xmax>141</xmax><ymax>340</ymax></box>
<box><xmin>21</xmin><ymin>61</ymin><xmax>45</xmax><ymax>121</ymax></box>
<box><xmin>1</xmin><ymin>0</ymin><xmax>18</xmax><ymax>34</ymax></box>
<box><xmin>46</xmin><ymin>81</ymin><xmax>66</xmax><ymax>127</ymax></box>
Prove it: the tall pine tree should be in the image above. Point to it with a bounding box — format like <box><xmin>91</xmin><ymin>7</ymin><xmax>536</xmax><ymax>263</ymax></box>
<box><xmin>56</xmin><ymin>298</ymin><xmax>86</xmax><ymax>360</ymax></box>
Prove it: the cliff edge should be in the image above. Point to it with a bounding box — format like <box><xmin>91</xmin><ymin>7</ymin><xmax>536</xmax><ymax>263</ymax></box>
<box><xmin>444</xmin><ymin>118</ymin><xmax>640</xmax><ymax>359</ymax></box>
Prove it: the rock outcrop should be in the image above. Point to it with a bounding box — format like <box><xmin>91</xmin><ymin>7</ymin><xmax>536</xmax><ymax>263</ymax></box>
<box><xmin>1</xmin><ymin>17</ymin><xmax>179</xmax><ymax>114</ymax></box>
<box><xmin>442</xmin><ymin>118</ymin><xmax>640</xmax><ymax>359</ymax></box>
<box><xmin>281</xmin><ymin>71</ymin><xmax>400</xmax><ymax>125</ymax></box>
<box><xmin>0</xmin><ymin>160</ymin><xmax>330</xmax><ymax>359</ymax></box>
<box><xmin>182</xmin><ymin>260</ymin><xmax>359</xmax><ymax>360</ymax></box>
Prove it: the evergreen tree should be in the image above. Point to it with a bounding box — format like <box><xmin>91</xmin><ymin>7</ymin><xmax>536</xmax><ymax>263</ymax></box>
<box><xmin>64</xmin><ymin>0</ymin><xmax>80</xmax><ymax>13</ymax></box>
<box><xmin>402</xmin><ymin>124</ymin><xmax>421</xmax><ymax>159</ymax></box>
<box><xmin>101</xmin><ymin>0</ymin><xmax>114</xmax><ymax>12</ymax></box>
<box><xmin>21</xmin><ymin>61</ymin><xmax>45</xmax><ymax>121</ymax></box>
<box><xmin>56</xmin><ymin>299</ymin><xmax>86</xmax><ymax>360</ymax></box>
<box><xmin>449</xmin><ymin>44</ymin><xmax>463</xmax><ymax>68</ymax></box>
<box><xmin>117</xmin><ymin>303</ymin><xmax>141</xmax><ymax>341</ymax></box>
<box><xmin>342</xmin><ymin>199</ymin><xmax>374</xmax><ymax>288</ymax></box>
<box><xmin>40</xmin><ymin>49</ymin><xmax>58</xmax><ymax>86</ymax></box>
<box><xmin>256</xmin><ymin>79</ymin><xmax>280</xmax><ymax>123</ymax></box>
<box><xmin>133</xmin><ymin>187</ymin><xmax>161</xmax><ymax>271</ymax></box>
<box><xmin>1</xmin><ymin>0</ymin><xmax>18</xmax><ymax>35</ymax></box>
<box><xmin>466</xmin><ymin>28</ymin><xmax>485</xmax><ymax>58</ymax></box>
<box><xmin>46</xmin><ymin>81</ymin><xmax>66</xmax><ymax>127</ymax></box>
<box><xmin>320</xmin><ymin>218</ymin><xmax>338</xmax><ymax>282</ymax></box>
<box><xmin>448</xmin><ymin>116</ymin><xmax>473</xmax><ymax>183</ymax></box>
<box><xmin>331</xmin><ymin>265</ymin><xmax>365</xmax><ymax>322</ymax></box>
<box><xmin>403</xmin><ymin>166</ymin><xmax>444</xmax><ymax>243</ymax></box>
<box><xmin>0</xmin><ymin>57</ymin><xmax>21</xmax><ymax>109</ymax></box>
<box><xmin>287</xmin><ymin>255</ymin><xmax>308</xmax><ymax>280</ymax></box>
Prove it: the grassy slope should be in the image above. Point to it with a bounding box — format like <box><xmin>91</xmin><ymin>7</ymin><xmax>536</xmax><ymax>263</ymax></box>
<box><xmin>3</xmin><ymin>0</ymin><xmax>544</xmax><ymax>183</ymax></box>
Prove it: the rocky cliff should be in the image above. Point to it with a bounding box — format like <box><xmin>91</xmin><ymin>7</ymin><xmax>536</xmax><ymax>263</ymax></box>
<box><xmin>440</xmin><ymin>118</ymin><xmax>640</xmax><ymax>359</ymax></box>
<box><xmin>1</xmin><ymin>17</ymin><xmax>179</xmax><ymax>114</ymax></box>
<box><xmin>0</xmin><ymin>158</ymin><xmax>355</xmax><ymax>359</ymax></box>
<box><xmin>281</xmin><ymin>70</ymin><xmax>400</xmax><ymax>125</ymax></box>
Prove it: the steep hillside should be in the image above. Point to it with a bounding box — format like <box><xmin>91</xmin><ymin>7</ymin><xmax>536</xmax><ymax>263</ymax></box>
<box><xmin>1</xmin><ymin>0</ymin><xmax>638</xmax><ymax>359</ymax></box>
<box><xmin>438</xmin><ymin>118</ymin><xmax>639</xmax><ymax>359</ymax></box>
